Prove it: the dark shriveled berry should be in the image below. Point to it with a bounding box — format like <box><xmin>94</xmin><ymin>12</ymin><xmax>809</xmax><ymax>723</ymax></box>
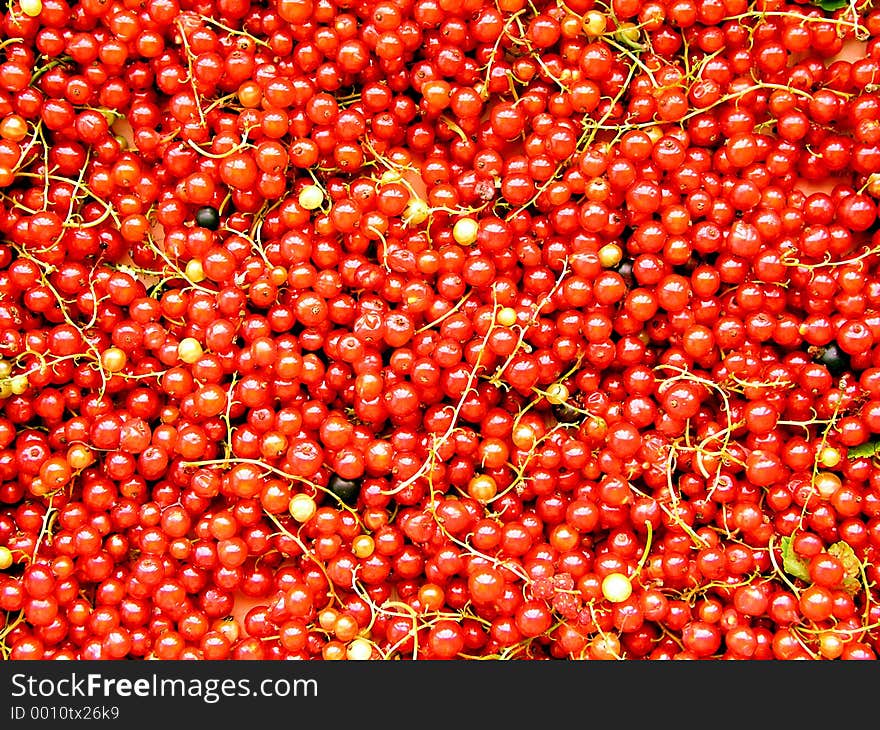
<box><xmin>328</xmin><ymin>474</ymin><xmax>360</xmax><ymax>504</ymax></box>
<box><xmin>195</xmin><ymin>206</ymin><xmax>221</xmax><ymax>231</ymax></box>
<box><xmin>815</xmin><ymin>343</ymin><xmax>850</xmax><ymax>377</ymax></box>
<box><xmin>552</xmin><ymin>401</ymin><xmax>582</xmax><ymax>424</ymax></box>
<box><xmin>614</xmin><ymin>258</ymin><xmax>635</xmax><ymax>287</ymax></box>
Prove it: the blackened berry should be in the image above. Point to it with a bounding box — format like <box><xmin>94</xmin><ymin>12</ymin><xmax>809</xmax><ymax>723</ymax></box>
<box><xmin>195</xmin><ymin>206</ymin><xmax>220</xmax><ymax>230</ymax></box>
<box><xmin>328</xmin><ymin>474</ymin><xmax>359</xmax><ymax>504</ymax></box>
<box><xmin>816</xmin><ymin>343</ymin><xmax>850</xmax><ymax>377</ymax></box>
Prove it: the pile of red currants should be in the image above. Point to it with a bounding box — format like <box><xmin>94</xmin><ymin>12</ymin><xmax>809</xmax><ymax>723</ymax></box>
<box><xmin>1</xmin><ymin>0</ymin><xmax>880</xmax><ymax>660</ymax></box>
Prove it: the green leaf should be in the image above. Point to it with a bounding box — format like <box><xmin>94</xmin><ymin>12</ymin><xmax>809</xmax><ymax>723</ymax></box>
<box><xmin>780</xmin><ymin>536</ymin><xmax>811</xmax><ymax>583</ymax></box>
<box><xmin>811</xmin><ymin>0</ymin><xmax>850</xmax><ymax>9</ymax></box>
<box><xmin>828</xmin><ymin>541</ymin><xmax>862</xmax><ymax>596</ymax></box>
<box><xmin>847</xmin><ymin>440</ymin><xmax>880</xmax><ymax>459</ymax></box>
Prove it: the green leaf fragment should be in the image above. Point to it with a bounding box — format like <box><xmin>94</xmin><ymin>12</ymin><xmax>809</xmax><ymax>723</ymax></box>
<box><xmin>780</xmin><ymin>536</ymin><xmax>811</xmax><ymax>582</ymax></box>
<box><xmin>779</xmin><ymin>537</ymin><xmax>864</xmax><ymax>595</ymax></box>
<box><xmin>828</xmin><ymin>541</ymin><xmax>862</xmax><ymax>596</ymax></box>
<box><xmin>847</xmin><ymin>440</ymin><xmax>880</xmax><ymax>459</ymax></box>
<box><xmin>812</xmin><ymin>0</ymin><xmax>849</xmax><ymax>9</ymax></box>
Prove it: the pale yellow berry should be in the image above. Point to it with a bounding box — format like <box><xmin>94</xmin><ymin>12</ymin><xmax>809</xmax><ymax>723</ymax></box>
<box><xmin>616</xmin><ymin>22</ymin><xmax>641</xmax><ymax>46</ymax></box>
<box><xmin>496</xmin><ymin>307</ymin><xmax>517</xmax><ymax>327</ymax></box>
<box><xmin>100</xmin><ymin>348</ymin><xmax>126</xmax><ymax>373</ymax></box>
<box><xmin>815</xmin><ymin>471</ymin><xmax>842</xmax><ymax>500</ymax></box>
<box><xmin>185</xmin><ymin>259</ymin><xmax>205</xmax><ymax>283</ymax></box>
<box><xmin>352</xmin><ymin>535</ymin><xmax>375</xmax><ymax>558</ymax></box>
<box><xmin>598</xmin><ymin>243</ymin><xmax>623</xmax><ymax>268</ymax></box>
<box><xmin>0</xmin><ymin>381</ymin><xmax>11</xmax><ymax>399</ymax></box>
<box><xmin>289</xmin><ymin>493</ymin><xmax>317</xmax><ymax>522</ymax></box>
<box><xmin>20</xmin><ymin>0</ymin><xmax>42</xmax><ymax>17</ymax></box>
<box><xmin>298</xmin><ymin>184</ymin><xmax>324</xmax><ymax>211</ymax></box>
<box><xmin>0</xmin><ymin>360</ymin><xmax>11</xmax><ymax>378</ymax></box>
<box><xmin>178</xmin><ymin>337</ymin><xmax>204</xmax><ymax>364</ymax></box>
<box><xmin>10</xmin><ymin>373</ymin><xmax>29</xmax><ymax>394</ymax></box>
<box><xmin>452</xmin><ymin>216</ymin><xmax>479</xmax><ymax>245</ymax></box>
<box><xmin>583</xmin><ymin>10</ymin><xmax>606</xmax><ymax>36</ymax></box>
<box><xmin>404</xmin><ymin>197</ymin><xmax>429</xmax><ymax>225</ymax></box>
<box><xmin>818</xmin><ymin>446</ymin><xmax>841</xmax><ymax>469</ymax></box>
<box><xmin>545</xmin><ymin>382</ymin><xmax>570</xmax><ymax>405</ymax></box>
<box><xmin>601</xmin><ymin>573</ymin><xmax>633</xmax><ymax>603</ymax></box>
<box><xmin>379</xmin><ymin>169</ymin><xmax>402</xmax><ymax>184</ymax></box>
<box><xmin>346</xmin><ymin>637</ymin><xmax>373</xmax><ymax>661</ymax></box>
<box><xmin>645</xmin><ymin>126</ymin><xmax>664</xmax><ymax>145</ymax></box>
<box><xmin>0</xmin><ymin>545</ymin><xmax>12</xmax><ymax>570</ymax></box>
